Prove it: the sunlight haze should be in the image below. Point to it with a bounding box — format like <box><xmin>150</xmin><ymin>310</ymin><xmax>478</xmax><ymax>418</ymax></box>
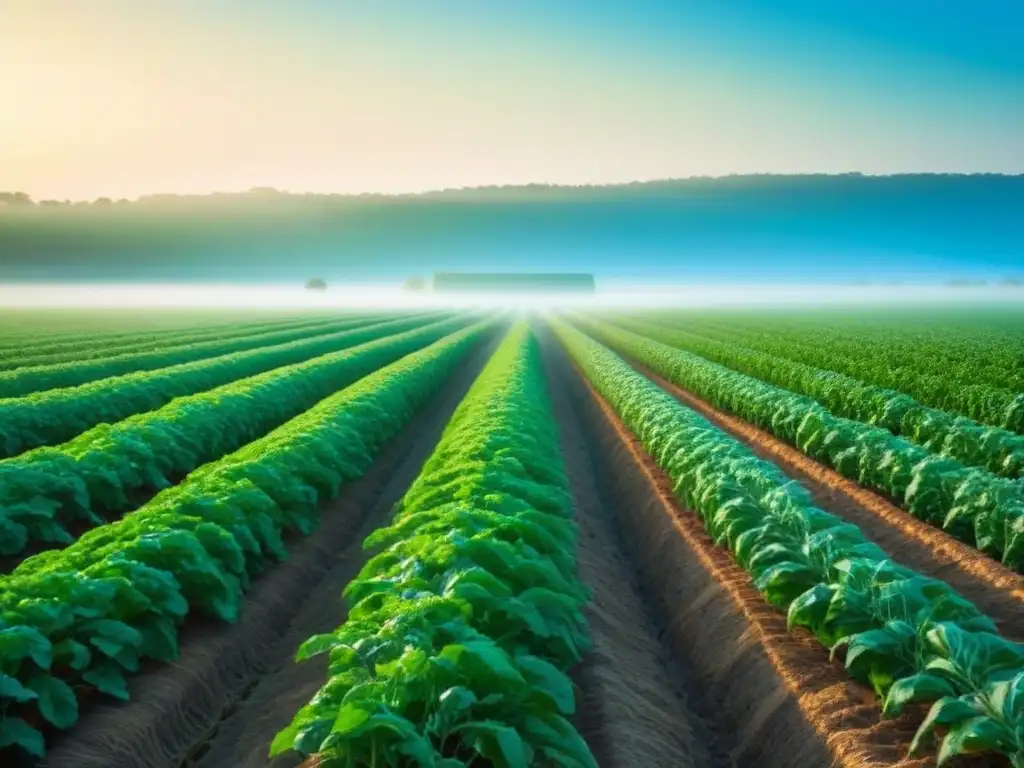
<box><xmin>3</xmin><ymin>0</ymin><xmax>1022</xmax><ymax>201</ymax></box>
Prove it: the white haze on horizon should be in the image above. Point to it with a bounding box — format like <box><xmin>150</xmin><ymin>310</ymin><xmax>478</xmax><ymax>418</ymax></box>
<box><xmin>1</xmin><ymin>282</ymin><xmax>1022</xmax><ymax>310</ymax></box>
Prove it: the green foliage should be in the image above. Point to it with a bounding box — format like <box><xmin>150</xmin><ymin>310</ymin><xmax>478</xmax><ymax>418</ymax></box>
<box><xmin>553</xmin><ymin>319</ymin><xmax>1024</xmax><ymax>766</ymax></box>
<box><xmin>0</xmin><ymin>319</ymin><xmax>495</xmax><ymax>760</ymax></box>
<box><xmin>574</xmin><ymin>316</ymin><xmax>1024</xmax><ymax>573</ymax></box>
<box><xmin>0</xmin><ymin>314</ymin><xmax>472</xmax><ymax>556</ymax></box>
<box><xmin>0</xmin><ymin>717</ymin><xmax>45</xmax><ymax>758</ymax></box>
<box><xmin>606</xmin><ymin>315</ymin><xmax>1024</xmax><ymax>479</ymax></box>
<box><xmin>273</xmin><ymin>323</ymin><xmax>597</xmax><ymax>768</ymax></box>
<box><xmin>0</xmin><ymin>314</ymin><xmax>428</xmax><ymax>399</ymax></box>
<box><xmin>629</xmin><ymin>309</ymin><xmax>1024</xmax><ymax>434</ymax></box>
<box><xmin>0</xmin><ymin>315</ymin><xmax>359</xmax><ymax>372</ymax></box>
<box><xmin>0</xmin><ymin>312</ymin><xmax>334</xmax><ymax>359</ymax></box>
<box><xmin>0</xmin><ymin>313</ymin><xmax>444</xmax><ymax>459</ymax></box>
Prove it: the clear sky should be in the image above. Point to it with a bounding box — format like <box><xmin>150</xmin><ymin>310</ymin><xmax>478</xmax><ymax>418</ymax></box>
<box><xmin>3</xmin><ymin>0</ymin><xmax>1022</xmax><ymax>201</ymax></box>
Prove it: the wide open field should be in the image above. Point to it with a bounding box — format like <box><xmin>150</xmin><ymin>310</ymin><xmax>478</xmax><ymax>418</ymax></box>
<box><xmin>2</xmin><ymin>307</ymin><xmax>1023</xmax><ymax>768</ymax></box>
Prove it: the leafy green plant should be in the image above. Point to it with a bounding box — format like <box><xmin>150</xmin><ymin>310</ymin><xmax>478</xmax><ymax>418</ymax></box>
<box><xmin>903</xmin><ymin>625</ymin><xmax>1024</xmax><ymax>766</ymax></box>
<box><xmin>553</xmin><ymin>319</ymin><xmax>1024</xmax><ymax>766</ymax></box>
<box><xmin>273</xmin><ymin>323</ymin><xmax>597</xmax><ymax>768</ymax></box>
<box><xmin>0</xmin><ymin>319</ymin><xmax>497</xmax><ymax>760</ymax></box>
<box><xmin>0</xmin><ymin>314</ymin><xmax>472</xmax><ymax>557</ymax></box>
<box><xmin>0</xmin><ymin>313</ymin><xmax>436</xmax><ymax>400</ymax></box>
<box><xmin>631</xmin><ymin>309</ymin><xmax>1024</xmax><ymax>434</ymax></box>
<box><xmin>0</xmin><ymin>312</ymin><xmax>445</xmax><ymax>459</ymax></box>
<box><xmin>0</xmin><ymin>314</ymin><xmax>361</xmax><ymax>372</ymax></box>
<box><xmin>573</xmin><ymin>316</ymin><xmax>1024</xmax><ymax>573</ymax></box>
<box><xmin>605</xmin><ymin>315</ymin><xmax>1024</xmax><ymax>479</ymax></box>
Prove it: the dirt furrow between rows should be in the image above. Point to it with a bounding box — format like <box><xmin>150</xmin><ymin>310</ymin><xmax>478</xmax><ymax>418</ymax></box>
<box><xmin>39</xmin><ymin>337</ymin><xmax>499</xmax><ymax>768</ymax></box>
<box><xmin>542</xmin><ymin>332</ymin><xmax>954</xmax><ymax>768</ymax></box>
<box><xmin>630</xmin><ymin>361</ymin><xmax>1024</xmax><ymax>642</ymax></box>
<box><xmin>538</xmin><ymin>328</ymin><xmax>729</xmax><ymax>768</ymax></box>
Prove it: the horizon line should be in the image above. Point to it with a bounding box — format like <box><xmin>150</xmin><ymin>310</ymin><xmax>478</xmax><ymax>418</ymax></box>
<box><xmin>5</xmin><ymin>171</ymin><xmax>1024</xmax><ymax>206</ymax></box>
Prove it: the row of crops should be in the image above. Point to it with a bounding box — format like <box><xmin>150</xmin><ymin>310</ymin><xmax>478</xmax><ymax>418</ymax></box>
<box><xmin>0</xmin><ymin>316</ymin><xmax>499</xmax><ymax>759</ymax></box>
<box><xmin>1</xmin><ymin>307</ymin><xmax>1022</xmax><ymax>766</ymax></box>
<box><xmin>0</xmin><ymin>315</ymin><xmax>374</xmax><ymax>371</ymax></box>
<box><xmin>630</xmin><ymin>309</ymin><xmax>1024</xmax><ymax>433</ymax></box>
<box><xmin>0</xmin><ymin>313</ymin><xmax>426</xmax><ymax>398</ymax></box>
<box><xmin>0</xmin><ymin>313</ymin><xmax>450</xmax><ymax>458</ymax></box>
<box><xmin>0</xmin><ymin>310</ymin><xmax>335</xmax><ymax>352</ymax></box>
<box><xmin>575</xmin><ymin>316</ymin><xmax>1024</xmax><ymax>573</ymax></box>
<box><xmin>554</xmin><ymin>318</ymin><xmax>1024</xmax><ymax>766</ymax></box>
<box><xmin>272</xmin><ymin>324</ymin><xmax>597</xmax><ymax>766</ymax></box>
<box><xmin>602</xmin><ymin>315</ymin><xmax>1024</xmax><ymax>479</ymax></box>
<box><xmin>0</xmin><ymin>314</ymin><xmax>476</xmax><ymax>557</ymax></box>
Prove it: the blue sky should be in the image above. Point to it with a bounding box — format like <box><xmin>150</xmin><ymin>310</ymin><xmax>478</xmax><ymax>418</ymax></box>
<box><xmin>2</xmin><ymin>0</ymin><xmax>1021</xmax><ymax>200</ymax></box>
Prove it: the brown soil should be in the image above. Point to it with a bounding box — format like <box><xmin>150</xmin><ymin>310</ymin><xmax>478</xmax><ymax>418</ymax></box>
<box><xmin>541</xmin><ymin>333</ymin><xmax>992</xmax><ymax>768</ymax></box>
<box><xmin>538</xmin><ymin>327</ymin><xmax>728</xmax><ymax>768</ymax></box>
<box><xmin>38</xmin><ymin>335</ymin><xmax>500</xmax><ymax>768</ymax></box>
<box><xmin>633</xmin><ymin>362</ymin><xmax>1024</xmax><ymax>642</ymax></box>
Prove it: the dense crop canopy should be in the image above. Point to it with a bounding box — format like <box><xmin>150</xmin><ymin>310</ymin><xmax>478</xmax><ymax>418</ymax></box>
<box><xmin>636</xmin><ymin>310</ymin><xmax>1024</xmax><ymax>434</ymax></box>
<box><xmin>573</xmin><ymin>316</ymin><xmax>1024</xmax><ymax>573</ymax></box>
<box><xmin>0</xmin><ymin>314</ymin><xmax>417</xmax><ymax>399</ymax></box>
<box><xmin>0</xmin><ymin>310</ymin><xmax>330</xmax><ymax>352</ymax></box>
<box><xmin>0</xmin><ymin>314</ymin><xmax>476</xmax><ymax>558</ymax></box>
<box><xmin>554</xmin><ymin>319</ymin><xmax>1024</xmax><ymax>767</ymax></box>
<box><xmin>0</xmin><ymin>318</ymin><xmax>497</xmax><ymax>760</ymax></box>
<box><xmin>0</xmin><ymin>315</ymin><xmax>372</xmax><ymax>372</ymax></box>
<box><xmin>273</xmin><ymin>323</ymin><xmax>597</xmax><ymax>768</ymax></box>
<box><xmin>605</xmin><ymin>315</ymin><xmax>1024</xmax><ymax>479</ymax></box>
<box><xmin>0</xmin><ymin>312</ymin><xmax>445</xmax><ymax>458</ymax></box>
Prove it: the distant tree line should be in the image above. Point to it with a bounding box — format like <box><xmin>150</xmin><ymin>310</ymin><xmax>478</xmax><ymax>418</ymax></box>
<box><xmin>2</xmin><ymin>177</ymin><xmax>1020</xmax><ymax>286</ymax></box>
<box><xmin>0</xmin><ymin>192</ymin><xmax>131</xmax><ymax>207</ymax></box>
<box><xmin>3</xmin><ymin>173</ymin><xmax>1022</xmax><ymax>210</ymax></box>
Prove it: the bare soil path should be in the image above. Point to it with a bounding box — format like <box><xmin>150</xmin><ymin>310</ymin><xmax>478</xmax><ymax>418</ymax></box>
<box><xmin>539</xmin><ymin>326</ymin><xmax>730</xmax><ymax>768</ymax></box>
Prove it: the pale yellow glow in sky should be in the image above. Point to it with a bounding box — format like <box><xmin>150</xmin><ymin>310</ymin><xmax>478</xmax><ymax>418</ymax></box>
<box><xmin>2</xmin><ymin>1</ymin><xmax>1020</xmax><ymax>200</ymax></box>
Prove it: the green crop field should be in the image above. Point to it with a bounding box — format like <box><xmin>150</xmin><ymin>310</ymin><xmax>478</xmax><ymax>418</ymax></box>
<box><xmin>1</xmin><ymin>307</ymin><xmax>1023</xmax><ymax>768</ymax></box>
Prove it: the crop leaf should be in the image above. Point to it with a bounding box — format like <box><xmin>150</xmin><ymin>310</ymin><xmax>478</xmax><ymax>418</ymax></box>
<box><xmin>52</xmin><ymin>638</ymin><xmax>92</xmax><ymax>671</ymax></box>
<box><xmin>937</xmin><ymin>715</ymin><xmax>1016</xmax><ymax>765</ymax></box>
<box><xmin>426</xmin><ymin>686</ymin><xmax>477</xmax><ymax>738</ymax></box>
<box><xmin>515</xmin><ymin>653</ymin><xmax>575</xmax><ymax>715</ymax></box>
<box><xmin>26</xmin><ymin>673</ymin><xmax>79</xmax><ymax>728</ymax></box>
<box><xmin>82</xmin><ymin>659</ymin><xmax>130</xmax><ymax>700</ymax></box>
<box><xmin>882</xmin><ymin>673</ymin><xmax>957</xmax><ymax>718</ymax></box>
<box><xmin>456</xmin><ymin>720</ymin><xmax>531</xmax><ymax>768</ymax></box>
<box><xmin>786</xmin><ymin>583</ymin><xmax>834</xmax><ymax>634</ymax></box>
<box><xmin>296</xmin><ymin>633</ymin><xmax>343</xmax><ymax>662</ymax></box>
<box><xmin>438</xmin><ymin>640</ymin><xmax>525</xmax><ymax>688</ymax></box>
<box><xmin>910</xmin><ymin>696</ymin><xmax>983</xmax><ymax>755</ymax></box>
<box><xmin>0</xmin><ymin>626</ymin><xmax>53</xmax><ymax>670</ymax></box>
<box><xmin>754</xmin><ymin>561</ymin><xmax>820</xmax><ymax>608</ymax></box>
<box><xmin>0</xmin><ymin>717</ymin><xmax>45</xmax><ymax>758</ymax></box>
<box><xmin>0</xmin><ymin>673</ymin><xmax>38</xmax><ymax>703</ymax></box>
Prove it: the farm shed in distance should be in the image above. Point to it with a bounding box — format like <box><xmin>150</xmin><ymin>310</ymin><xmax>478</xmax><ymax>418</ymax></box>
<box><xmin>431</xmin><ymin>272</ymin><xmax>596</xmax><ymax>292</ymax></box>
